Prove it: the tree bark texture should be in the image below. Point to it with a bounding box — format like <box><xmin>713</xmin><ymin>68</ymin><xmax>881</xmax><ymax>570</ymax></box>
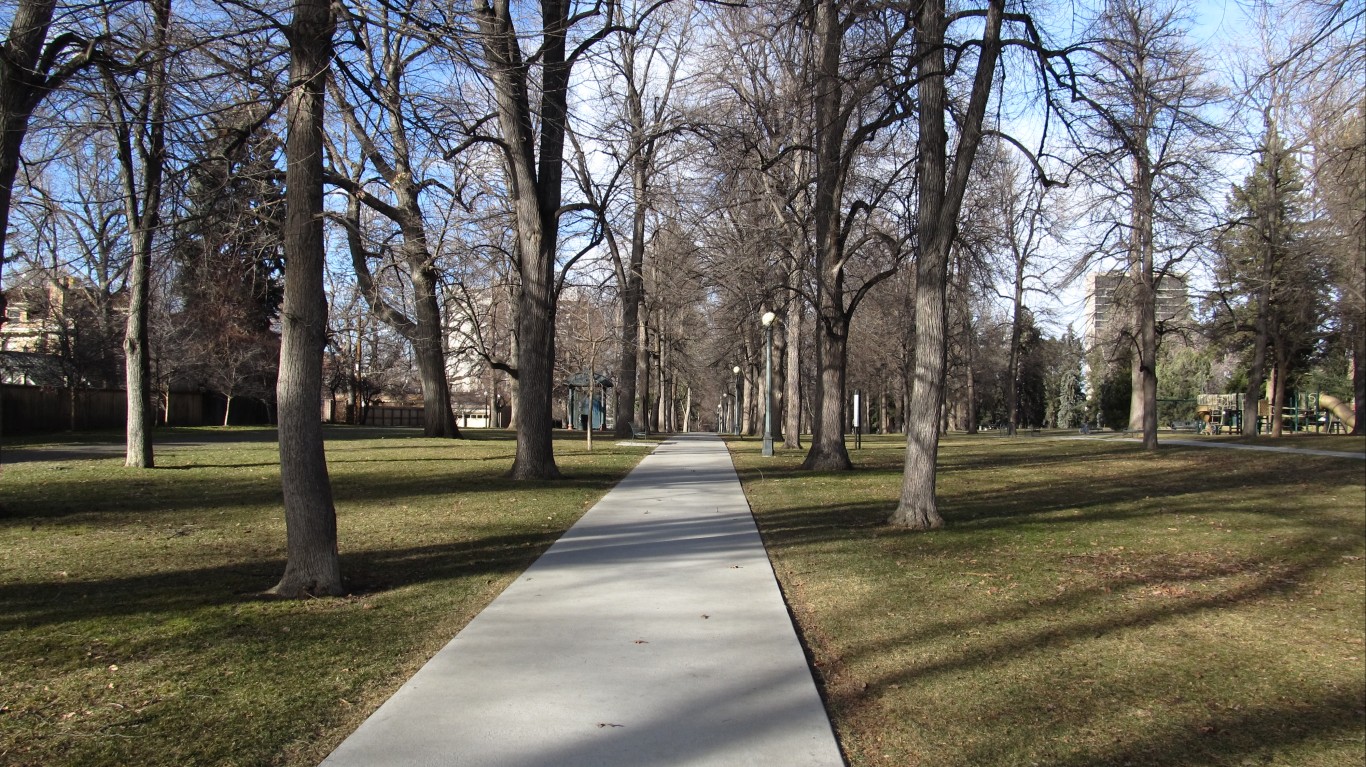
<box><xmin>122</xmin><ymin>227</ymin><xmax>156</xmax><ymax>467</ymax></box>
<box><xmin>612</xmin><ymin>146</ymin><xmax>649</xmax><ymax>438</ymax></box>
<box><xmin>1006</xmin><ymin>259</ymin><xmax>1025</xmax><ymax>435</ymax></box>
<box><xmin>1128</xmin><ymin>175</ymin><xmax>1159</xmax><ymax>450</ymax></box>
<box><xmin>783</xmin><ymin>294</ymin><xmax>802</xmax><ymax>448</ymax></box>
<box><xmin>892</xmin><ymin>0</ymin><xmax>1004</xmax><ymax>528</ymax></box>
<box><xmin>474</xmin><ymin>1</ymin><xmax>581</xmax><ymax>479</ymax></box>
<box><xmin>1269</xmin><ymin>354</ymin><xmax>1284</xmax><ymax>436</ymax></box>
<box><xmin>111</xmin><ymin>0</ymin><xmax>170</xmax><ymax>469</ymax></box>
<box><xmin>0</xmin><ymin>0</ymin><xmax>58</xmax><ymax>289</ymax></box>
<box><xmin>270</xmin><ymin>0</ymin><xmax>342</xmax><ymax>598</ymax></box>
<box><xmin>963</xmin><ymin>313</ymin><xmax>978</xmax><ymax>434</ymax></box>
<box><xmin>656</xmin><ymin>330</ymin><xmax>667</xmax><ymax>431</ymax></box>
<box><xmin>1353</xmin><ymin>324</ymin><xmax>1364</xmax><ymax>436</ymax></box>
<box><xmin>409</xmin><ymin>263</ymin><xmax>460</xmax><ymax>437</ymax></box>
<box><xmin>770</xmin><ymin>310</ymin><xmax>786</xmax><ymax>442</ymax></box>
<box><xmin>636</xmin><ymin>302</ymin><xmax>650</xmax><ymax>435</ymax></box>
<box><xmin>613</xmin><ymin>251</ymin><xmax>643</xmax><ymax>436</ymax></box>
<box><xmin>801</xmin><ymin>0</ymin><xmax>853</xmax><ymax>471</ymax></box>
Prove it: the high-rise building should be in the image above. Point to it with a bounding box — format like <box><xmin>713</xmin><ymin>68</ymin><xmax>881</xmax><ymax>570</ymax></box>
<box><xmin>1083</xmin><ymin>270</ymin><xmax>1191</xmax><ymax>349</ymax></box>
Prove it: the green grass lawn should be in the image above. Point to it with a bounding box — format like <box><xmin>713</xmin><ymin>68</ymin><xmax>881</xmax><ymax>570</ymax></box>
<box><xmin>731</xmin><ymin>433</ymin><xmax>1366</xmax><ymax>767</ymax></box>
<box><xmin>0</xmin><ymin>426</ymin><xmax>653</xmax><ymax>767</ymax></box>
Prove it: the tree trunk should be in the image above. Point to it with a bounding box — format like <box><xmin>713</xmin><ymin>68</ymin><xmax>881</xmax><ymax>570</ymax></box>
<box><xmin>879</xmin><ymin>379</ymin><xmax>889</xmax><ymax>435</ymax></box>
<box><xmin>1137</xmin><ymin>313</ymin><xmax>1158</xmax><ymax>446</ymax></box>
<box><xmin>898</xmin><ymin>238</ymin><xmax>949</xmax><ymax>529</ymax></box>
<box><xmin>474</xmin><ymin>2</ymin><xmax>579</xmax><ymax>480</ymax></box>
<box><xmin>783</xmin><ymin>295</ymin><xmax>802</xmax><ymax>448</ymax></box>
<box><xmin>892</xmin><ymin>0</ymin><xmax>1004</xmax><ymax>529</ymax></box>
<box><xmin>771</xmin><ymin>313</ymin><xmax>787</xmax><ymax>442</ymax></box>
<box><xmin>1006</xmin><ymin>262</ymin><xmax>1025</xmax><ymax>435</ymax></box>
<box><xmin>614</xmin><ymin>275</ymin><xmax>642</xmax><ymax>437</ymax></box>
<box><xmin>655</xmin><ymin>330</ymin><xmax>666</xmax><ymax>432</ymax></box>
<box><xmin>893</xmin><ymin>0</ymin><xmax>953</xmax><ymax>529</ymax></box>
<box><xmin>1127</xmin><ymin>284</ymin><xmax>1160</xmax><ymax>448</ymax></box>
<box><xmin>1125</xmin><ymin>52</ymin><xmax>1160</xmax><ymax>450</ymax></box>
<box><xmin>1244</xmin><ymin>280</ymin><xmax>1271</xmax><ymax>437</ymax></box>
<box><xmin>901</xmin><ymin>269</ymin><xmax>918</xmax><ymax>435</ymax></box>
<box><xmin>410</xmin><ymin>264</ymin><xmax>460</xmax><ymax>438</ymax></box>
<box><xmin>509</xmin><ymin>253</ymin><xmax>559</xmax><ymax>478</ymax></box>
<box><xmin>1352</xmin><ymin>322</ymin><xmax>1365</xmax><ymax>436</ymax></box>
<box><xmin>802</xmin><ymin>0</ymin><xmax>853</xmax><ymax>471</ymax></box>
<box><xmin>613</xmin><ymin>172</ymin><xmax>648</xmax><ymax>438</ymax></box>
<box><xmin>109</xmin><ymin>0</ymin><xmax>170</xmax><ymax>469</ymax></box>
<box><xmin>0</xmin><ymin>0</ymin><xmax>59</xmax><ymax>308</ymax></box>
<box><xmin>636</xmin><ymin>303</ymin><xmax>650</xmax><ymax>435</ymax></box>
<box><xmin>964</xmin><ymin>335</ymin><xmax>977</xmax><ymax>434</ymax></box>
<box><xmin>269</xmin><ymin>0</ymin><xmax>342</xmax><ymax>598</ymax></box>
<box><xmin>669</xmin><ymin>369</ymin><xmax>678</xmax><ymax>432</ymax></box>
<box><xmin>803</xmin><ymin>315</ymin><xmax>853</xmax><ymax>469</ymax></box>
<box><xmin>1271</xmin><ymin>349</ymin><xmax>1289</xmax><ymax>437</ymax></box>
<box><xmin>683</xmin><ymin>384</ymin><xmax>691</xmax><ymax>433</ymax></box>
<box><xmin>506</xmin><ymin>331</ymin><xmax>518</xmax><ymax>430</ymax></box>
<box><xmin>123</xmin><ymin>228</ymin><xmax>156</xmax><ymax>465</ymax></box>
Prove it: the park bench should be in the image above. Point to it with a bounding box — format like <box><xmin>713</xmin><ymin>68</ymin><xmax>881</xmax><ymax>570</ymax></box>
<box><xmin>1169</xmin><ymin>420</ymin><xmax>1203</xmax><ymax>433</ymax></box>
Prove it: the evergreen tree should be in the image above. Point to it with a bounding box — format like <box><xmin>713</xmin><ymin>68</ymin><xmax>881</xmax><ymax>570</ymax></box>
<box><xmin>1215</xmin><ymin>124</ymin><xmax>1322</xmax><ymax>435</ymax></box>
<box><xmin>171</xmin><ymin>110</ymin><xmax>285</xmax><ymax>417</ymax></box>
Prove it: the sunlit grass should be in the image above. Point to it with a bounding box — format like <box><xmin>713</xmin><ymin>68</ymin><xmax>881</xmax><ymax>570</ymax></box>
<box><xmin>731</xmin><ymin>433</ymin><xmax>1366</xmax><ymax>767</ymax></box>
<box><xmin>0</xmin><ymin>426</ymin><xmax>653</xmax><ymax>767</ymax></box>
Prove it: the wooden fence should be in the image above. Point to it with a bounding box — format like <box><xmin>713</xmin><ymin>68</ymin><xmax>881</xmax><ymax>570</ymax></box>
<box><xmin>361</xmin><ymin>405</ymin><xmax>425</xmax><ymax>427</ymax></box>
<box><xmin>0</xmin><ymin>385</ymin><xmax>271</xmax><ymax>434</ymax></box>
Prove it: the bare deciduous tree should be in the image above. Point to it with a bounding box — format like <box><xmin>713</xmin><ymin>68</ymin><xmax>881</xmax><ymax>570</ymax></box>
<box><xmin>465</xmin><ymin>1</ymin><xmax>619</xmax><ymax>479</ymax></box>
<box><xmin>891</xmin><ymin>0</ymin><xmax>1007</xmax><ymax>529</ymax></box>
<box><xmin>327</xmin><ymin>0</ymin><xmax>463</xmax><ymax>438</ymax></box>
<box><xmin>1</xmin><ymin>0</ymin><xmax>102</xmax><ymax>310</ymax></box>
<box><xmin>802</xmin><ymin>0</ymin><xmax>917</xmax><ymax>471</ymax></box>
<box><xmin>1069</xmin><ymin>0</ymin><xmax>1224</xmax><ymax>449</ymax></box>
<box><xmin>98</xmin><ymin>0</ymin><xmax>171</xmax><ymax>468</ymax></box>
<box><xmin>270</xmin><ymin>0</ymin><xmax>342</xmax><ymax>598</ymax></box>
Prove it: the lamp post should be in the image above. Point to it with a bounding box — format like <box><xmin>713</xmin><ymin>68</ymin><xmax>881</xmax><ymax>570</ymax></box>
<box><xmin>761</xmin><ymin>311</ymin><xmax>776</xmax><ymax>456</ymax></box>
<box><xmin>732</xmin><ymin>365</ymin><xmax>742</xmax><ymax>436</ymax></box>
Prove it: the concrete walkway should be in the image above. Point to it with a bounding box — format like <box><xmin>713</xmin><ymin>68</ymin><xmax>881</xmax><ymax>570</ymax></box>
<box><xmin>1159</xmin><ymin>438</ymin><xmax>1365</xmax><ymax>460</ymax></box>
<box><xmin>320</xmin><ymin>433</ymin><xmax>843</xmax><ymax>767</ymax></box>
<box><xmin>1066</xmin><ymin>434</ymin><xmax>1366</xmax><ymax>460</ymax></box>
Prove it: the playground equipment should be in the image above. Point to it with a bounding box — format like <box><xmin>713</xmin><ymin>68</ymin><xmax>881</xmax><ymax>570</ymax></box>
<box><xmin>1194</xmin><ymin>392</ymin><xmax>1356</xmax><ymax>434</ymax></box>
<box><xmin>1195</xmin><ymin>393</ymin><xmax>1243</xmax><ymax>434</ymax></box>
<box><xmin>1317</xmin><ymin>392</ymin><xmax>1356</xmax><ymax>432</ymax></box>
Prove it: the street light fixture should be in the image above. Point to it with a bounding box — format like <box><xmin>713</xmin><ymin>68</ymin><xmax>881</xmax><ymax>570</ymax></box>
<box><xmin>761</xmin><ymin>311</ymin><xmax>776</xmax><ymax>456</ymax></box>
<box><xmin>732</xmin><ymin>365</ymin><xmax>742</xmax><ymax>436</ymax></box>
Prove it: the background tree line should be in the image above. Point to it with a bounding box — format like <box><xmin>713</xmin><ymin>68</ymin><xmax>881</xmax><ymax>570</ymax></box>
<box><xmin>1</xmin><ymin>0</ymin><xmax>1359</xmax><ymax>593</ymax></box>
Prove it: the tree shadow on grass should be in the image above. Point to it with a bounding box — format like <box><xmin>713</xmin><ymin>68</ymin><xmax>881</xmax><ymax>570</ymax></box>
<box><xmin>0</xmin><ymin>457</ymin><xmax>630</xmax><ymax>521</ymax></box>
<box><xmin>833</xmin><ymin>554</ymin><xmax>1364</xmax><ymax>767</ymax></box>
<box><xmin>743</xmin><ymin>445</ymin><xmax>1364</xmax><ymax>767</ymax></box>
<box><xmin>0</xmin><ymin>527</ymin><xmax>569</xmax><ymax>633</ymax></box>
<box><xmin>744</xmin><ymin>442</ymin><xmax>1364</xmax><ymax>552</ymax></box>
<box><xmin>758</xmin><ymin>499</ymin><xmax>1362</xmax><ymax>766</ymax></box>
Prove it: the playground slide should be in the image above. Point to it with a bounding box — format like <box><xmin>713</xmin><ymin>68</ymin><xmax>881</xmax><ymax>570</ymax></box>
<box><xmin>1317</xmin><ymin>393</ymin><xmax>1357</xmax><ymax>430</ymax></box>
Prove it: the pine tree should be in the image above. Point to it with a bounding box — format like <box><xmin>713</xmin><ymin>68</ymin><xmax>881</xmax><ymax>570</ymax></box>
<box><xmin>1215</xmin><ymin>125</ymin><xmax>1321</xmax><ymax>436</ymax></box>
<box><xmin>171</xmin><ymin>111</ymin><xmax>285</xmax><ymax>419</ymax></box>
